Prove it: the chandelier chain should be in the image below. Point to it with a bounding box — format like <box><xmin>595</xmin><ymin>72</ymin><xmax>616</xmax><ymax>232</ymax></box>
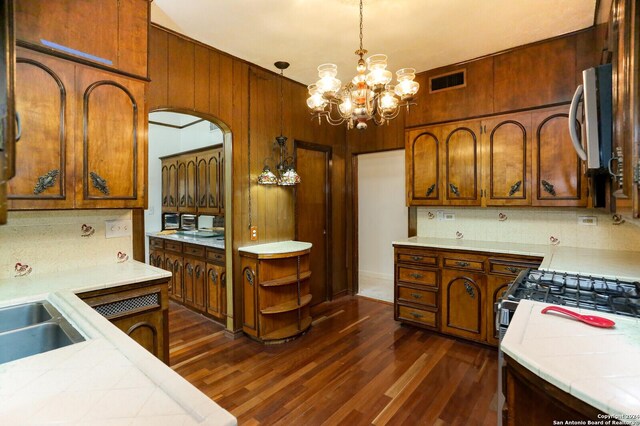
<box><xmin>279</xmin><ymin>69</ymin><xmax>284</xmax><ymax>136</ymax></box>
<box><xmin>359</xmin><ymin>0</ymin><xmax>364</xmax><ymax>53</ymax></box>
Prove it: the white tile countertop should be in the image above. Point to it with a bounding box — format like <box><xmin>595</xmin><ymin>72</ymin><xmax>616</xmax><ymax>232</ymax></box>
<box><xmin>0</xmin><ymin>261</ymin><xmax>237</xmax><ymax>425</ymax></box>
<box><xmin>501</xmin><ymin>300</ymin><xmax>640</xmax><ymax>425</ymax></box>
<box><xmin>238</xmin><ymin>240</ymin><xmax>312</xmax><ymax>255</ymax></box>
<box><xmin>147</xmin><ymin>232</ymin><xmax>225</xmax><ymax>250</ymax></box>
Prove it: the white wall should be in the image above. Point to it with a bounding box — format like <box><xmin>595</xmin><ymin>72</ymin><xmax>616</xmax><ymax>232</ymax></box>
<box><xmin>180</xmin><ymin>120</ymin><xmax>223</xmax><ymax>151</ymax></box>
<box><xmin>357</xmin><ymin>150</ymin><xmax>407</xmax><ymax>302</ymax></box>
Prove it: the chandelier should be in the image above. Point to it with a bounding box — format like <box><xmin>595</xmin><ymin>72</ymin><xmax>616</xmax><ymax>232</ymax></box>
<box><xmin>306</xmin><ymin>0</ymin><xmax>419</xmax><ymax>130</ymax></box>
<box><xmin>257</xmin><ymin>61</ymin><xmax>301</xmax><ymax>186</ymax></box>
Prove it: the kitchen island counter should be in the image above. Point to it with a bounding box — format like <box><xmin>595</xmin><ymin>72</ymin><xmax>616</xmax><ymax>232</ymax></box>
<box><xmin>0</xmin><ymin>261</ymin><xmax>236</xmax><ymax>425</ymax></box>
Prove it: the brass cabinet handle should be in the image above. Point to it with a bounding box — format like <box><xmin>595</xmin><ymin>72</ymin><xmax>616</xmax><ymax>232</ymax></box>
<box><xmin>188</xmin><ymin>195</ymin><xmax>194</xmax><ymax>205</ymax></box>
<box><xmin>409</xmin><ymin>312</ymin><xmax>424</xmax><ymax>319</ymax></box>
<box><xmin>90</xmin><ymin>172</ymin><xmax>109</xmax><ymax>195</ymax></box>
<box><xmin>195</xmin><ymin>265</ymin><xmax>202</xmax><ymax>279</ymax></box>
<box><xmin>200</xmin><ymin>194</ymin><xmax>207</xmax><ymax>206</ymax></box>
<box><xmin>244</xmin><ymin>268</ymin><xmax>255</xmax><ymax>286</ymax></box>
<box><xmin>209</xmin><ymin>269</ymin><xmax>218</xmax><ymax>283</ymax></box>
<box><xmin>221</xmin><ymin>272</ymin><xmax>226</xmax><ymax>287</ymax></box>
<box><xmin>209</xmin><ymin>194</ymin><xmax>216</xmax><ymax>205</ymax></box>
<box><xmin>411</xmin><ymin>256</ymin><xmax>423</xmax><ymax>261</ymax></box>
<box><xmin>541</xmin><ymin>180</ymin><xmax>556</xmax><ymax>196</ymax></box>
<box><xmin>165</xmin><ymin>259</ymin><xmax>173</xmax><ymax>270</ymax></box>
<box><xmin>449</xmin><ymin>183</ymin><xmax>460</xmax><ymax>197</ymax></box>
<box><xmin>426</xmin><ymin>184</ymin><xmax>435</xmax><ymax>197</ymax></box>
<box><xmin>464</xmin><ymin>282</ymin><xmax>475</xmax><ymax>299</ymax></box>
<box><xmin>169</xmin><ymin>195</ymin><xmax>175</xmax><ymax>206</ymax></box>
<box><xmin>410</xmin><ymin>293</ymin><xmax>423</xmax><ymax>299</ymax></box>
<box><xmin>508</xmin><ymin>180</ymin><xmax>522</xmax><ymax>196</ymax></box>
<box><xmin>456</xmin><ymin>261</ymin><xmax>470</xmax><ymax>267</ymax></box>
<box><xmin>506</xmin><ymin>266</ymin><xmax>520</xmax><ymax>273</ymax></box>
<box><xmin>162</xmin><ymin>196</ymin><xmax>168</xmax><ymax>205</ymax></box>
<box><xmin>186</xmin><ymin>264</ymin><xmax>193</xmax><ymax>275</ymax></box>
<box><xmin>180</xmin><ymin>195</ymin><xmax>186</xmax><ymax>205</ymax></box>
<box><xmin>174</xmin><ymin>262</ymin><xmax>181</xmax><ymax>273</ymax></box>
<box><xmin>409</xmin><ymin>273</ymin><xmax>424</xmax><ymax>279</ymax></box>
<box><xmin>33</xmin><ymin>169</ymin><xmax>60</xmax><ymax>195</ymax></box>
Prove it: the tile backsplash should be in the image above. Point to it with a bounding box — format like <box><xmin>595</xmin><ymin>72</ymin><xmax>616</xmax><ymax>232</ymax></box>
<box><xmin>416</xmin><ymin>207</ymin><xmax>640</xmax><ymax>252</ymax></box>
<box><xmin>0</xmin><ymin>210</ymin><xmax>133</xmax><ymax>279</ymax></box>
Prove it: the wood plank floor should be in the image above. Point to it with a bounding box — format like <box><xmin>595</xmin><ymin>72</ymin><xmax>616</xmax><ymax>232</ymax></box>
<box><xmin>169</xmin><ymin>296</ymin><xmax>499</xmax><ymax>425</ymax></box>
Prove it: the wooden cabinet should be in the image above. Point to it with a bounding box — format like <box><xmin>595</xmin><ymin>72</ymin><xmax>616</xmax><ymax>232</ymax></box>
<box><xmin>206</xmin><ymin>262</ymin><xmax>226</xmax><ymax>320</ymax></box>
<box><xmin>15</xmin><ymin>0</ymin><xmax>149</xmax><ymax>77</ymax></box>
<box><xmin>394</xmin><ymin>244</ymin><xmax>542</xmax><ymax>346</ymax></box>
<box><xmin>8</xmin><ymin>48</ymin><xmax>147</xmax><ymax>210</ymax></box>
<box><xmin>161</xmin><ymin>158</ymin><xmax>177</xmax><ymax>212</ymax></box>
<box><xmin>183</xmin><ymin>255</ymin><xmax>205</xmax><ymax>311</ymax></box>
<box><xmin>240</xmin><ymin>246</ymin><xmax>312</xmax><ymax>343</ymax></box>
<box><xmin>406</xmin><ymin>105</ymin><xmax>587</xmax><ymax>208</ymax></box>
<box><xmin>79</xmin><ymin>279</ymin><xmax>170</xmax><ymax>363</ymax></box>
<box><xmin>164</xmin><ymin>251</ymin><xmax>183</xmax><ymax>302</ymax></box>
<box><xmin>0</xmin><ymin>0</ymin><xmax>14</xmax><ymax>225</ymax></box>
<box><xmin>177</xmin><ymin>154</ymin><xmax>197</xmax><ymax>213</ymax></box>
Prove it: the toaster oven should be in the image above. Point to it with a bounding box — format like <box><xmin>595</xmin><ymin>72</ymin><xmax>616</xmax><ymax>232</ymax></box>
<box><xmin>162</xmin><ymin>213</ymin><xmax>179</xmax><ymax>230</ymax></box>
<box><xmin>180</xmin><ymin>214</ymin><xmax>197</xmax><ymax>231</ymax></box>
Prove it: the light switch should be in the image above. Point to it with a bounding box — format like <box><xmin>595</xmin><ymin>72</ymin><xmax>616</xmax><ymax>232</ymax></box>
<box><xmin>105</xmin><ymin>219</ymin><xmax>132</xmax><ymax>238</ymax></box>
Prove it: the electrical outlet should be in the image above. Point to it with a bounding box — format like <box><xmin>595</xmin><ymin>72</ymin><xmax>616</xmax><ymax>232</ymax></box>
<box><xmin>436</xmin><ymin>210</ymin><xmax>444</xmax><ymax>220</ymax></box>
<box><xmin>105</xmin><ymin>219</ymin><xmax>132</xmax><ymax>238</ymax></box>
<box><xmin>578</xmin><ymin>216</ymin><xmax>597</xmax><ymax>226</ymax></box>
<box><xmin>250</xmin><ymin>226</ymin><xmax>258</xmax><ymax>241</ymax></box>
<box><xmin>444</xmin><ymin>212</ymin><xmax>455</xmax><ymax>221</ymax></box>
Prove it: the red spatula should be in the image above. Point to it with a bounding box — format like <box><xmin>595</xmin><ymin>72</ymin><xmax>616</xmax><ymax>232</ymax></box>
<box><xmin>541</xmin><ymin>306</ymin><xmax>615</xmax><ymax>328</ymax></box>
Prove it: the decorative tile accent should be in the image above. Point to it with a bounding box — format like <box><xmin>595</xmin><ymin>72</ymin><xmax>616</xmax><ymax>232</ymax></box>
<box><xmin>455</xmin><ymin>231</ymin><xmax>464</xmax><ymax>239</ymax></box>
<box><xmin>549</xmin><ymin>236</ymin><xmax>560</xmax><ymax>246</ymax></box>
<box><xmin>498</xmin><ymin>212</ymin><xmax>508</xmax><ymax>222</ymax></box>
<box><xmin>427</xmin><ymin>211</ymin><xmax>435</xmax><ymax>219</ymax></box>
<box><xmin>81</xmin><ymin>224</ymin><xmax>95</xmax><ymax>237</ymax></box>
<box><xmin>117</xmin><ymin>252</ymin><xmax>129</xmax><ymax>263</ymax></box>
<box><xmin>612</xmin><ymin>214</ymin><xmax>625</xmax><ymax>226</ymax></box>
<box><xmin>14</xmin><ymin>263</ymin><xmax>32</xmax><ymax>277</ymax></box>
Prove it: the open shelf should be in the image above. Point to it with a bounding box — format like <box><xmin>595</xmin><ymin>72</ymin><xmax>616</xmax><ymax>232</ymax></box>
<box><xmin>261</xmin><ymin>294</ymin><xmax>312</xmax><ymax>315</ymax></box>
<box><xmin>260</xmin><ymin>271</ymin><xmax>312</xmax><ymax>287</ymax></box>
<box><xmin>262</xmin><ymin>316</ymin><xmax>312</xmax><ymax>341</ymax></box>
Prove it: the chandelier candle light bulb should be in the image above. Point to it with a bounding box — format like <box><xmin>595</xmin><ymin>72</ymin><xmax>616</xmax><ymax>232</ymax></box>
<box><xmin>306</xmin><ymin>0</ymin><xmax>419</xmax><ymax>130</ymax></box>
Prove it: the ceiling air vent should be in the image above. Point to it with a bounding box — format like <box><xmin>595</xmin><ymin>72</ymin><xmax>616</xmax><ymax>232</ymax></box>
<box><xmin>429</xmin><ymin>69</ymin><xmax>466</xmax><ymax>93</ymax></box>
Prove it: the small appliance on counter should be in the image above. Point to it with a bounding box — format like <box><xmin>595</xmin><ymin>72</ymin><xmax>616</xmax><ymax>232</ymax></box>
<box><xmin>495</xmin><ymin>269</ymin><xmax>639</xmax><ymax>425</ymax></box>
<box><xmin>180</xmin><ymin>214</ymin><xmax>197</xmax><ymax>231</ymax></box>
<box><xmin>162</xmin><ymin>213</ymin><xmax>179</xmax><ymax>230</ymax></box>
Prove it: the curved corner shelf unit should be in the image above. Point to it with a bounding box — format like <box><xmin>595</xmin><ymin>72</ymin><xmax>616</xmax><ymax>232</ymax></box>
<box><xmin>239</xmin><ymin>241</ymin><xmax>313</xmax><ymax>343</ymax></box>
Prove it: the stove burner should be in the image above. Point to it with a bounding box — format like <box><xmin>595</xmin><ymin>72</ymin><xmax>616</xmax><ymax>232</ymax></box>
<box><xmin>507</xmin><ymin>270</ymin><xmax>640</xmax><ymax>318</ymax></box>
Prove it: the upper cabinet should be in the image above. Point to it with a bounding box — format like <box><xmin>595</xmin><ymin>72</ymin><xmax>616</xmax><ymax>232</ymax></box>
<box><xmin>0</xmin><ymin>0</ymin><xmax>16</xmax><ymax>225</ymax></box>
<box><xmin>406</xmin><ymin>105</ymin><xmax>587</xmax><ymax>208</ymax></box>
<box><xmin>14</xmin><ymin>0</ymin><xmax>149</xmax><ymax>77</ymax></box>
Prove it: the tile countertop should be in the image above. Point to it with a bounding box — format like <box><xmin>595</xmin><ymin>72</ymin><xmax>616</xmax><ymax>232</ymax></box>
<box><xmin>238</xmin><ymin>240</ymin><xmax>312</xmax><ymax>255</ymax></box>
<box><xmin>0</xmin><ymin>261</ymin><xmax>237</xmax><ymax>425</ymax></box>
<box><xmin>393</xmin><ymin>236</ymin><xmax>640</xmax><ymax>281</ymax></box>
<box><xmin>501</xmin><ymin>300</ymin><xmax>640</xmax><ymax>425</ymax></box>
<box><xmin>147</xmin><ymin>232</ymin><xmax>225</xmax><ymax>250</ymax></box>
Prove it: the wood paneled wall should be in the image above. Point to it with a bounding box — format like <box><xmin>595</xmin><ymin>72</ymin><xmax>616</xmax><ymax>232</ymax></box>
<box><xmin>147</xmin><ymin>24</ymin><xmax>346</xmax><ymax>331</ymax></box>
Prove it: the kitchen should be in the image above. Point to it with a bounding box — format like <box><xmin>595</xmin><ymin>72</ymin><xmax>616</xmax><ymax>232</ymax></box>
<box><xmin>1</xmin><ymin>0</ymin><xmax>639</xmax><ymax>425</ymax></box>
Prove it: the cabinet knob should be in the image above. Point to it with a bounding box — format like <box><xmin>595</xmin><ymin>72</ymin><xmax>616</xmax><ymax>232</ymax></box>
<box><xmin>455</xmin><ymin>261</ymin><xmax>470</xmax><ymax>267</ymax></box>
<box><xmin>506</xmin><ymin>266</ymin><xmax>519</xmax><ymax>273</ymax></box>
<box><xmin>195</xmin><ymin>265</ymin><xmax>202</xmax><ymax>279</ymax></box>
<box><xmin>409</xmin><ymin>312</ymin><xmax>424</xmax><ymax>319</ymax></box>
<box><xmin>89</xmin><ymin>172</ymin><xmax>110</xmax><ymax>195</ymax></box>
<box><xmin>410</xmin><ymin>293</ymin><xmax>423</xmax><ymax>299</ymax></box>
<box><xmin>541</xmin><ymin>180</ymin><xmax>556</xmax><ymax>196</ymax></box>
<box><xmin>426</xmin><ymin>184</ymin><xmax>435</xmax><ymax>197</ymax></box>
<box><xmin>449</xmin><ymin>183</ymin><xmax>460</xmax><ymax>197</ymax></box>
<box><xmin>33</xmin><ymin>169</ymin><xmax>60</xmax><ymax>195</ymax></box>
<box><xmin>411</xmin><ymin>256</ymin><xmax>423</xmax><ymax>261</ymax></box>
<box><xmin>464</xmin><ymin>282</ymin><xmax>475</xmax><ymax>299</ymax></box>
<box><xmin>409</xmin><ymin>273</ymin><xmax>424</xmax><ymax>279</ymax></box>
<box><xmin>508</xmin><ymin>180</ymin><xmax>522</xmax><ymax>196</ymax></box>
<box><xmin>209</xmin><ymin>269</ymin><xmax>218</xmax><ymax>283</ymax></box>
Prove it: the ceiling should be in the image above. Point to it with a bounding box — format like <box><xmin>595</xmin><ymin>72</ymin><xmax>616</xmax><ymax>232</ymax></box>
<box><xmin>151</xmin><ymin>0</ymin><xmax>597</xmax><ymax>86</ymax></box>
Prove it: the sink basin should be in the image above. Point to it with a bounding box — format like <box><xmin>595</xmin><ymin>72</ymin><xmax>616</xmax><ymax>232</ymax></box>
<box><xmin>0</xmin><ymin>322</ymin><xmax>83</xmax><ymax>364</ymax></box>
<box><xmin>0</xmin><ymin>302</ymin><xmax>53</xmax><ymax>333</ymax></box>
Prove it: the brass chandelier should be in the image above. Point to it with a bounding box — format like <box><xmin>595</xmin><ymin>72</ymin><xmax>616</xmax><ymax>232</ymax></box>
<box><xmin>306</xmin><ymin>0</ymin><xmax>420</xmax><ymax>130</ymax></box>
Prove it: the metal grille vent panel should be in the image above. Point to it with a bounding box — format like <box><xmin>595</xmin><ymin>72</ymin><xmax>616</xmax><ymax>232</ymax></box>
<box><xmin>430</xmin><ymin>71</ymin><xmax>465</xmax><ymax>92</ymax></box>
<box><xmin>94</xmin><ymin>293</ymin><xmax>159</xmax><ymax>318</ymax></box>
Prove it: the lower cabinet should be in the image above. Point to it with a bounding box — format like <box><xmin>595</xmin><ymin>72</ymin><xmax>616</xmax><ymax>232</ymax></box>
<box><xmin>394</xmin><ymin>245</ymin><xmax>541</xmax><ymax>346</ymax></box>
<box><xmin>78</xmin><ymin>280</ymin><xmax>169</xmax><ymax>363</ymax></box>
<box><xmin>148</xmin><ymin>237</ymin><xmax>226</xmax><ymax>323</ymax></box>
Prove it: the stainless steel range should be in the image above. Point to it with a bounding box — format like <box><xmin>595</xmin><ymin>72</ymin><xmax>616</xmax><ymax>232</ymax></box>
<box><xmin>495</xmin><ymin>269</ymin><xmax>640</xmax><ymax>425</ymax></box>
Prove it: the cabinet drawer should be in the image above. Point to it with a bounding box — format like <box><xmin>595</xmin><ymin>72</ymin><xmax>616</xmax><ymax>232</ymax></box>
<box><xmin>165</xmin><ymin>241</ymin><xmax>182</xmax><ymax>253</ymax></box>
<box><xmin>206</xmin><ymin>249</ymin><xmax>225</xmax><ymax>264</ymax></box>
<box><xmin>396</xmin><ymin>248</ymin><xmax>438</xmax><ymax>266</ymax></box>
<box><xmin>397</xmin><ymin>305</ymin><xmax>437</xmax><ymax>328</ymax></box>
<box><xmin>397</xmin><ymin>286</ymin><xmax>437</xmax><ymax>309</ymax></box>
<box><xmin>489</xmin><ymin>258</ymin><xmax>541</xmax><ymax>276</ymax></box>
<box><xmin>149</xmin><ymin>238</ymin><xmax>164</xmax><ymax>250</ymax></box>
<box><xmin>397</xmin><ymin>267</ymin><xmax>437</xmax><ymax>287</ymax></box>
<box><xmin>184</xmin><ymin>244</ymin><xmax>205</xmax><ymax>258</ymax></box>
<box><xmin>443</xmin><ymin>255</ymin><xmax>485</xmax><ymax>272</ymax></box>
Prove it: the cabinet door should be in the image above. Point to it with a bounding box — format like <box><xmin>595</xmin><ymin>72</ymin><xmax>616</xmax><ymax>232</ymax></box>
<box><xmin>149</xmin><ymin>249</ymin><xmax>164</xmax><ymax>269</ymax></box>
<box><xmin>178</xmin><ymin>155</ymin><xmax>196</xmax><ymax>213</ymax></box>
<box><xmin>161</xmin><ymin>160</ymin><xmax>169</xmax><ymax>210</ymax></box>
<box><xmin>406</xmin><ymin>127</ymin><xmax>442</xmax><ymax>205</ymax></box>
<box><xmin>112</xmin><ymin>309</ymin><xmax>166</xmax><ymax>362</ymax></box>
<box><xmin>241</xmin><ymin>259</ymin><xmax>258</xmax><ymax>337</ymax></box>
<box><xmin>440</xmin><ymin>269</ymin><xmax>486</xmax><ymax>342</ymax></box>
<box><xmin>206</xmin><ymin>263</ymin><xmax>225</xmax><ymax>319</ymax></box>
<box><xmin>8</xmin><ymin>49</ymin><xmax>75</xmax><ymax>209</ymax></box>
<box><xmin>482</xmin><ymin>113</ymin><xmax>532</xmax><ymax>206</ymax></box>
<box><xmin>184</xmin><ymin>257</ymin><xmax>205</xmax><ymax>311</ymax></box>
<box><xmin>207</xmin><ymin>150</ymin><xmax>221</xmax><ymax>213</ymax></box>
<box><xmin>0</xmin><ymin>0</ymin><xmax>15</xmax><ymax>225</ymax></box>
<box><xmin>442</xmin><ymin>121</ymin><xmax>481</xmax><ymax>206</ymax></box>
<box><xmin>177</xmin><ymin>159</ymin><xmax>187</xmax><ymax>210</ymax></box>
<box><xmin>167</xmin><ymin>162</ymin><xmax>178</xmax><ymax>210</ymax></box>
<box><xmin>186</xmin><ymin>157</ymin><xmax>197</xmax><ymax>212</ymax></box>
<box><xmin>75</xmin><ymin>67</ymin><xmax>146</xmax><ymax>208</ymax></box>
<box><xmin>165</xmin><ymin>252</ymin><xmax>183</xmax><ymax>302</ymax></box>
<box><xmin>218</xmin><ymin>152</ymin><xmax>225</xmax><ymax>214</ymax></box>
<box><xmin>532</xmin><ymin>106</ymin><xmax>587</xmax><ymax>207</ymax></box>
<box><xmin>486</xmin><ymin>275</ymin><xmax>511</xmax><ymax>347</ymax></box>
<box><xmin>196</xmin><ymin>156</ymin><xmax>208</xmax><ymax>211</ymax></box>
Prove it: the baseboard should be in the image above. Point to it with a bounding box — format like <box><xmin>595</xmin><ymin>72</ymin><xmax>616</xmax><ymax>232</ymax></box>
<box><xmin>356</xmin><ymin>294</ymin><xmax>394</xmax><ymax>306</ymax></box>
<box><xmin>224</xmin><ymin>328</ymin><xmax>244</xmax><ymax>340</ymax></box>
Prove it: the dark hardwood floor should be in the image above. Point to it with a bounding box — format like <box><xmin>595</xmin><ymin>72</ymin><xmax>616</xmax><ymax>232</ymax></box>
<box><xmin>169</xmin><ymin>296</ymin><xmax>499</xmax><ymax>425</ymax></box>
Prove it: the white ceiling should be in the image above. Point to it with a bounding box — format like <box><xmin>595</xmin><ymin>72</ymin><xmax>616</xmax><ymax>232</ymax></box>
<box><xmin>151</xmin><ymin>0</ymin><xmax>597</xmax><ymax>86</ymax></box>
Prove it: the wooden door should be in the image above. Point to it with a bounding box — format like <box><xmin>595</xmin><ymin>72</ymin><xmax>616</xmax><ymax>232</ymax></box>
<box><xmin>164</xmin><ymin>252</ymin><xmax>183</xmax><ymax>302</ymax></box>
<box><xmin>440</xmin><ymin>269</ymin><xmax>486</xmax><ymax>342</ymax></box>
<box><xmin>0</xmin><ymin>0</ymin><xmax>15</xmax><ymax>225</ymax></box>
<box><xmin>75</xmin><ymin>66</ymin><xmax>146</xmax><ymax>208</ymax></box>
<box><xmin>206</xmin><ymin>149</ymin><xmax>221</xmax><ymax>213</ymax></box>
<box><xmin>406</xmin><ymin>126</ymin><xmax>442</xmax><ymax>205</ymax></box>
<box><xmin>295</xmin><ymin>142</ymin><xmax>331</xmax><ymax>306</ymax></box>
<box><xmin>183</xmin><ymin>257</ymin><xmax>196</xmax><ymax>306</ymax></box>
<box><xmin>442</xmin><ymin>121</ymin><xmax>481</xmax><ymax>206</ymax></box>
<box><xmin>532</xmin><ymin>105</ymin><xmax>587</xmax><ymax>207</ymax></box>
<box><xmin>241</xmin><ymin>258</ymin><xmax>258</xmax><ymax>337</ymax></box>
<box><xmin>206</xmin><ymin>263</ymin><xmax>224</xmax><ymax>319</ymax></box>
<box><xmin>482</xmin><ymin>112</ymin><xmax>532</xmax><ymax>206</ymax></box>
<box><xmin>486</xmin><ymin>275</ymin><xmax>511</xmax><ymax>346</ymax></box>
<box><xmin>112</xmin><ymin>309</ymin><xmax>165</xmax><ymax>362</ymax></box>
<box><xmin>8</xmin><ymin>49</ymin><xmax>75</xmax><ymax>209</ymax></box>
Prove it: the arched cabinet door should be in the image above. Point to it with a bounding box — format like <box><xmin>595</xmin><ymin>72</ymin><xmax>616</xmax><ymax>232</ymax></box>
<box><xmin>486</xmin><ymin>276</ymin><xmax>511</xmax><ymax>346</ymax></box>
<box><xmin>441</xmin><ymin>121</ymin><xmax>481</xmax><ymax>206</ymax></box>
<box><xmin>196</xmin><ymin>157</ymin><xmax>208</xmax><ymax>210</ymax></box>
<box><xmin>440</xmin><ymin>269</ymin><xmax>486</xmax><ymax>342</ymax></box>
<box><xmin>8</xmin><ymin>49</ymin><xmax>75</xmax><ymax>209</ymax></box>
<box><xmin>160</xmin><ymin>161</ymin><xmax>170</xmax><ymax>209</ymax></box>
<box><xmin>75</xmin><ymin>67</ymin><xmax>146</xmax><ymax>208</ymax></box>
<box><xmin>207</xmin><ymin>150</ymin><xmax>221</xmax><ymax>212</ymax></box>
<box><xmin>406</xmin><ymin>127</ymin><xmax>441</xmax><ymax>205</ymax></box>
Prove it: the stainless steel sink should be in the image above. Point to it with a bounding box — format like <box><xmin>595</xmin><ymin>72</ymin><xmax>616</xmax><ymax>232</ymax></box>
<box><xmin>0</xmin><ymin>301</ymin><xmax>85</xmax><ymax>365</ymax></box>
<box><xmin>0</xmin><ymin>302</ymin><xmax>53</xmax><ymax>333</ymax></box>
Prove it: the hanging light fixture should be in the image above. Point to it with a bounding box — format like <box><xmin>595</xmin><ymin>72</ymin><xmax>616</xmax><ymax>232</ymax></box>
<box><xmin>257</xmin><ymin>61</ymin><xmax>301</xmax><ymax>186</ymax></box>
<box><xmin>306</xmin><ymin>0</ymin><xmax>419</xmax><ymax>130</ymax></box>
